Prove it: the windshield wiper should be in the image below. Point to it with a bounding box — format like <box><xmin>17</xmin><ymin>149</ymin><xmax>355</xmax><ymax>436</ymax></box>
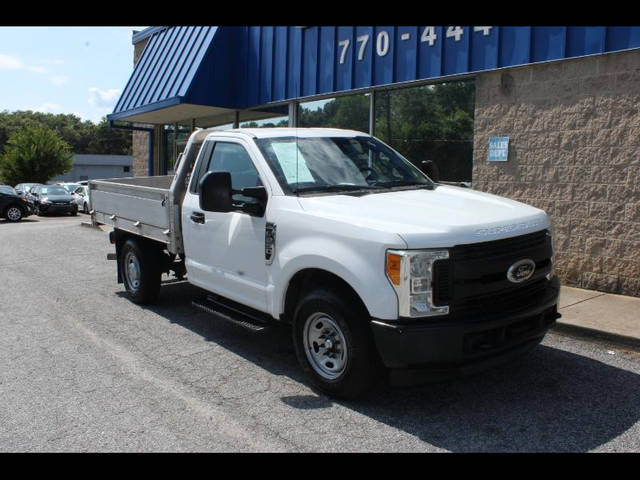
<box><xmin>371</xmin><ymin>180</ymin><xmax>434</xmax><ymax>189</ymax></box>
<box><xmin>292</xmin><ymin>184</ymin><xmax>382</xmax><ymax>195</ymax></box>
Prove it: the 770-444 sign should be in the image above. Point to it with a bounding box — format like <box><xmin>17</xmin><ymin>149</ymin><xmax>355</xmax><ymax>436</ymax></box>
<box><xmin>337</xmin><ymin>26</ymin><xmax>493</xmax><ymax>64</ymax></box>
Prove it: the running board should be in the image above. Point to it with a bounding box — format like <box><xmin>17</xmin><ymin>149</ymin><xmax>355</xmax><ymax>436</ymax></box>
<box><xmin>192</xmin><ymin>294</ymin><xmax>273</xmax><ymax>332</ymax></box>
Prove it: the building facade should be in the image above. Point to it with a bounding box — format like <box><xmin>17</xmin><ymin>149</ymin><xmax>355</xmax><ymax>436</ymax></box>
<box><xmin>50</xmin><ymin>154</ymin><xmax>132</xmax><ymax>183</ymax></box>
<box><xmin>109</xmin><ymin>26</ymin><xmax>640</xmax><ymax>297</ymax></box>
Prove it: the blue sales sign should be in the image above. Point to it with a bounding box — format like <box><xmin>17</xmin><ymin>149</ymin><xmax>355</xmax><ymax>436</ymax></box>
<box><xmin>488</xmin><ymin>137</ymin><xmax>509</xmax><ymax>162</ymax></box>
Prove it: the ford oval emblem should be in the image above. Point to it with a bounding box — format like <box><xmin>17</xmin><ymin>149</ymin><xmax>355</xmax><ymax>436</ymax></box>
<box><xmin>507</xmin><ymin>259</ymin><xmax>536</xmax><ymax>283</ymax></box>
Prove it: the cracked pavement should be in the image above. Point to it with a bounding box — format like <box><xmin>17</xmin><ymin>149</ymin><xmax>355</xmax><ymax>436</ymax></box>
<box><xmin>1</xmin><ymin>215</ymin><xmax>640</xmax><ymax>452</ymax></box>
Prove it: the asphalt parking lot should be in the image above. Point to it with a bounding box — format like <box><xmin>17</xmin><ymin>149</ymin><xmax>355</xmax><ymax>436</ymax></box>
<box><xmin>1</xmin><ymin>213</ymin><xmax>640</xmax><ymax>452</ymax></box>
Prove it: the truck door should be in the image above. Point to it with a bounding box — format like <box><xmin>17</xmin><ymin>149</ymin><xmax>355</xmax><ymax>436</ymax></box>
<box><xmin>182</xmin><ymin>139</ymin><xmax>270</xmax><ymax>313</ymax></box>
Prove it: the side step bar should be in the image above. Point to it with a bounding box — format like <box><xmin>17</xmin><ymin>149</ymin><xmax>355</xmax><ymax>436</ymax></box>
<box><xmin>192</xmin><ymin>294</ymin><xmax>273</xmax><ymax>332</ymax></box>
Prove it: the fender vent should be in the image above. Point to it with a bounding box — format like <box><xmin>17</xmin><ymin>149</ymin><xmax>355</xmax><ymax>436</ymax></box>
<box><xmin>265</xmin><ymin>222</ymin><xmax>276</xmax><ymax>264</ymax></box>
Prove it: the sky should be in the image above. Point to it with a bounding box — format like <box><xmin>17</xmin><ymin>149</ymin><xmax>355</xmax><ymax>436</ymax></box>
<box><xmin>0</xmin><ymin>27</ymin><xmax>146</xmax><ymax>124</ymax></box>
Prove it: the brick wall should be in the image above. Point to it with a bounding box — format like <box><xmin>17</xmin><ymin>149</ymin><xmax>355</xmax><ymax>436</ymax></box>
<box><xmin>472</xmin><ymin>49</ymin><xmax>640</xmax><ymax>297</ymax></box>
<box><xmin>131</xmin><ymin>36</ymin><xmax>152</xmax><ymax>177</ymax></box>
<box><xmin>132</xmin><ymin>130</ymin><xmax>149</xmax><ymax>177</ymax></box>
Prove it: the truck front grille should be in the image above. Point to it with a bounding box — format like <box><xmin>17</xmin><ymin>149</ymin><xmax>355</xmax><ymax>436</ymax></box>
<box><xmin>434</xmin><ymin>230</ymin><xmax>553</xmax><ymax>318</ymax></box>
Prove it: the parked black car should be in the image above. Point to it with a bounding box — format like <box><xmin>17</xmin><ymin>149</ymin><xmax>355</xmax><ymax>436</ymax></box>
<box><xmin>0</xmin><ymin>185</ymin><xmax>32</xmax><ymax>222</ymax></box>
<box><xmin>30</xmin><ymin>185</ymin><xmax>78</xmax><ymax>216</ymax></box>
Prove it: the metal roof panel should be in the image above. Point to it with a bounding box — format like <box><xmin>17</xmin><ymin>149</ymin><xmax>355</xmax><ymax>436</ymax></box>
<box><xmin>111</xmin><ymin>26</ymin><xmax>219</xmax><ymax>117</ymax></box>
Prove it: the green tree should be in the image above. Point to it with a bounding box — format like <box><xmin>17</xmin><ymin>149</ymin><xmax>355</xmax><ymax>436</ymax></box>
<box><xmin>85</xmin><ymin>117</ymin><xmax>134</xmax><ymax>155</ymax></box>
<box><xmin>0</xmin><ymin>111</ymin><xmax>131</xmax><ymax>157</ymax></box>
<box><xmin>0</xmin><ymin>126</ymin><xmax>73</xmax><ymax>185</ymax></box>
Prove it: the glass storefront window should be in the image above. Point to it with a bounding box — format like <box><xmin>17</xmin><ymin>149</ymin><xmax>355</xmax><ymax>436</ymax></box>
<box><xmin>240</xmin><ymin>115</ymin><xmax>288</xmax><ymax>128</ymax></box>
<box><xmin>298</xmin><ymin>93</ymin><xmax>370</xmax><ymax>134</ymax></box>
<box><xmin>161</xmin><ymin>124</ymin><xmax>193</xmax><ymax>175</ymax></box>
<box><xmin>374</xmin><ymin>81</ymin><xmax>475</xmax><ymax>182</ymax></box>
<box><xmin>208</xmin><ymin>122</ymin><xmax>235</xmax><ymax>130</ymax></box>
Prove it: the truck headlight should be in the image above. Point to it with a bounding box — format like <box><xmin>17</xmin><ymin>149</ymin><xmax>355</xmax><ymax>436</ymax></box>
<box><xmin>386</xmin><ymin>249</ymin><xmax>450</xmax><ymax>318</ymax></box>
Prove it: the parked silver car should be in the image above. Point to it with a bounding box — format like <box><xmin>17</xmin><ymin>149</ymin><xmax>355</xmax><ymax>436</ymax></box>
<box><xmin>72</xmin><ymin>185</ymin><xmax>91</xmax><ymax>213</ymax></box>
<box><xmin>57</xmin><ymin>182</ymin><xmax>82</xmax><ymax>194</ymax></box>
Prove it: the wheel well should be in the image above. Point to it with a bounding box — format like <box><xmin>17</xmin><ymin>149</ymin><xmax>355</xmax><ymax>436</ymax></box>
<box><xmin>282</xmin><ymin>268</ymin><xmax>370</xmax><ymax>323</ymax></box>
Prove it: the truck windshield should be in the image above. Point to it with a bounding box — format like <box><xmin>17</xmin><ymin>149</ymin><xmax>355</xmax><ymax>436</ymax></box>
<box><xmin>255</xmin><ymin>136</ymin><xmax>433</xmax><ymax>195</ymax></box>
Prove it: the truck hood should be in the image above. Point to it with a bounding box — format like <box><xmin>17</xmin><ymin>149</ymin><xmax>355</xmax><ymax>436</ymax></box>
<box><xmin>297</xmin><ymin>185</ymin><xmax>550</xmax><ymax>248</ymax></box>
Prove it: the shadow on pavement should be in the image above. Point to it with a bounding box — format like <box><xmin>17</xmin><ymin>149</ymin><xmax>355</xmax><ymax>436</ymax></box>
<box><xmin>141</xmin><ymin>280</ymin><xmax>640</xmax><ymax>452</ymax></box>
<box><xmin>0</xmin><ymin>218</ymin><xmax>39</xmax><ymax>224</ymax></box>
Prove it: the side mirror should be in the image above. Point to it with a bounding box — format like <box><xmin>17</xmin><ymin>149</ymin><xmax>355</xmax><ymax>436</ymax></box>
<box><xmin>239</xmin><ymin>186</ymin><xmax>267</xmax><ymax>217</ymax></box>
<box><xmin>241</xmin><ymin>186</ymin><xmax>267</xmax><ymax>201</ymax></box>
<box><xmin>421</xmin><ymin>160</ymin><xmax>440</xmax><ymax>183</ymax></box>
<box><xmin>199</xmin><ymin>171</ymin><xmax>232</xmax><ymax>212</ymax></box>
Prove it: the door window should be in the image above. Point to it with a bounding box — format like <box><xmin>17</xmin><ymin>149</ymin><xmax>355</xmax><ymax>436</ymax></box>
<box><xmin>200</xmin><ymin>142</ymin><xmax>263</xmax><ymax>204</ymax></box>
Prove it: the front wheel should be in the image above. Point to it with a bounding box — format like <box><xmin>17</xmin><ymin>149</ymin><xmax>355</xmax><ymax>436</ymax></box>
<box><xmin>119</xmin><ymin>238</ymin><xmax>162</xmax><ymax>304</ymax></box>
<box><xmin>292</xmin><ymin>288</ymin><xmax>381</xmax><ymax>399</ymax></box>
<box><xmin>4</xmin><ymin>206</ymin><xmax>23</xmax><ymax>222</ymax></box>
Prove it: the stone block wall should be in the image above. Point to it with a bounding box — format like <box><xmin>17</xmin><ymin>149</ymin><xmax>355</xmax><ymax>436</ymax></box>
<box><xmin>131</xmin><ymin>35</ymin><xmax>153</xmax><ymax>177</ymax></box>
<box><xmin>132</xmin><ymin>130</ymin><xmax>149</xmax><ymax>177</ymax></box>
<box><xmin>472</xmin><ymin>49</ymin><xmax>640</xmax><ymax>297</ymax></box>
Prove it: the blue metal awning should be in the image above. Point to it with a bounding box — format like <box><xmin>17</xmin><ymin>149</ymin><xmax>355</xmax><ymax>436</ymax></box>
<box><xmin>109</xmin><ymin>26</ymin><xmax>230</xmax><ymax>123</ymax></box>
<box><xmin>110</xmin><ymin>26</ymin><xmax>640</xmax><ymax>125</ymax></box>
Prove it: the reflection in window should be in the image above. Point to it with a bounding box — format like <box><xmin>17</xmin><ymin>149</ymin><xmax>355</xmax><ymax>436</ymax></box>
<box><xmin>240</xmin><ymin>115</ymin><xmax>288</xmax><ymax>128</ymax></box>
<box><xmin>374</xmin><ymin>81</ymin><xmax>475</xmax><ymax>182</ymax></box>
<box><xmin>298</xmin><ymin>93</ymin><xmax>369</xmax><ymax>134</ymax></box>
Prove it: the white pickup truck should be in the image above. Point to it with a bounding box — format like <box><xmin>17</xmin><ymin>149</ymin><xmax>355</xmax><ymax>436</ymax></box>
<box><xmin>90</xmin><ymin>127</ymin><xmax>560</xmax><ymax>398</ymax></box>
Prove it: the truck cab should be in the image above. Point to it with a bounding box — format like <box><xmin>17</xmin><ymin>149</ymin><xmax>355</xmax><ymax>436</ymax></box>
<box><xmin>91</xmin><ymin>128</ymin><xmax>560</xmax><ymax>398</ymax></box>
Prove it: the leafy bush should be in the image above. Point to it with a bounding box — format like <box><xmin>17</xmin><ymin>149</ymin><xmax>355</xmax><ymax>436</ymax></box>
<box><xmin>0</xmin><ymin>126</ymin><xmax>73</xmax><ymax>185</ymax></box>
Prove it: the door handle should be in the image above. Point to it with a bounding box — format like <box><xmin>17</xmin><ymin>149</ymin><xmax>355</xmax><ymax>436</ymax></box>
<box><xmin>190</xmin><ymin>211</ymin><xmax>205</xmax><ymax>224</ymax></box>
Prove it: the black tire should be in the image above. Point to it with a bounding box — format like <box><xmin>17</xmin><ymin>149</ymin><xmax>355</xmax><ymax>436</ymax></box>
<box><xmin>35</xmin><ymin>205</ymin><xmax>43</xmax><ymax>216</ymax></box>
<box><xmin>4</xmin><ymin>205</ymin><xmax>23</xmax><ymax>222</ymax></box>
<box><xmin>119</xmin><ymin>238</ymin><xmax>162</xmax><ymax>304</ymax></box>
<box><xmin>292</xmin><ymin>287</ymin><xmax>381</xmax><ymax>399</ymax></box>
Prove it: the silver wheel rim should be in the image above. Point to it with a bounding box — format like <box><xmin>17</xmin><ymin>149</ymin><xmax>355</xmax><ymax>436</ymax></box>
<box><xmin>7</xmin><ymin>207</ymin><xmax>21</xmax><ymax>221</ymax></box>
<box><xmin>124</xmin><ymin>251</ymin><xmax>141</xmax><ymax>291</ymax></box>
<box><xmin>303</xmin><ymin>312</ymin><xmax>348</xmax><ymax>380</ymax></box>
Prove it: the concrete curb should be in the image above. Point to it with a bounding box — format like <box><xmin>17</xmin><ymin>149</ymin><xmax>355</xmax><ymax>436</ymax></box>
<box><xmin>552</xmin><ymin>322</ymin><xmax>640</xmax><ymax>352</ymax></box>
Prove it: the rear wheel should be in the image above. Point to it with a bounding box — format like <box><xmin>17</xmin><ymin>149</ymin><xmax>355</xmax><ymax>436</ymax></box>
<box><xmin>4</xmin><ymin>206</ymin><xmax>23</xmax><ymax>222</ymax></box>
<box><xmin>293</xmin><ymin>287</ymin><xmax>381</xmax><ymax>399</ymax></box>
<box><xmin>119</xmin><ymin>238</ymin><xmax>162</xmax><ymax>304</ymax></box>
